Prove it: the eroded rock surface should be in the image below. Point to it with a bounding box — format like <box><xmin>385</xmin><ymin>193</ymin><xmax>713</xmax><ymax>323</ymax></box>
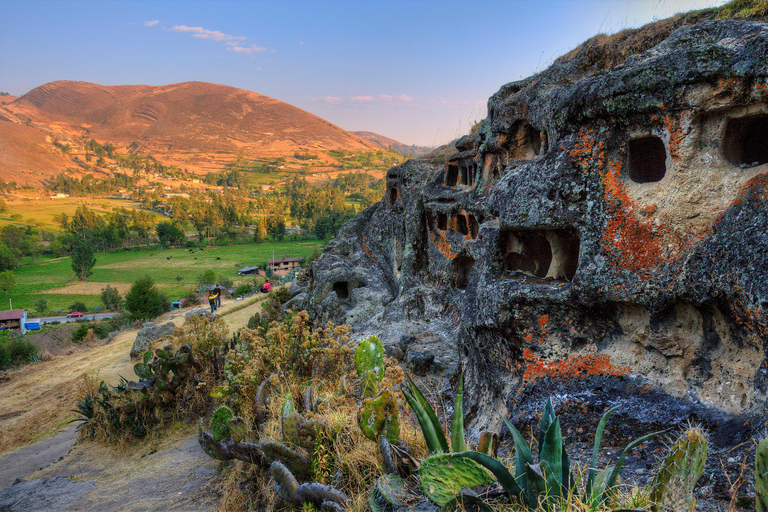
<box><xmin>129</xmin><ymin>321</ymin><xmax>176</xmax><ymax>359</ymax></box>
<box><xmin>296</xmin><ymin>19</ymin><xmax>768</xmax><ymax>463</ymax></box>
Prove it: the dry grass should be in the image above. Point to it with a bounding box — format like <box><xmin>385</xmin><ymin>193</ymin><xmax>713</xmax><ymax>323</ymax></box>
<box><xmin>0</xmin><ymin>295</ymin><xmax>267</xmax><ymax>456</ymax></box>
<box><xmin>555</xmin><ymin>0</ymin><xmax>768</xmax><ymax>76</ymax></box>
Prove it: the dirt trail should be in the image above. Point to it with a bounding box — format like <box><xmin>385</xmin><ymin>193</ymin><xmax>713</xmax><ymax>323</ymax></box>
<box><xmin>0</xmin><ymin>294</ymin><xmax>269</xmax><ymax>511</ymax></box>
<box><xmin>0</xmin><ymin>295</ymin><xmax>265</xmax><ymax>457</ymax></box>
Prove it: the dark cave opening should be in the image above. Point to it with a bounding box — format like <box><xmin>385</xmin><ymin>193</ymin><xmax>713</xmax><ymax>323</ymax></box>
<box><xmin>333</xmin><ymin>281</ymin><xmax>349</xmax><ymax>300</ymax></box>
<box><xmin>389</xmin><ymin>187</ymin><xmax>399</xmax><ymax>204</ymax></box>
<box><xmin>502</xmin><ymin>230</ymin><xmax>552</xmax><ymax>278</ymax></box>
<box><xmin>437</xmin><ymin>212</ymin><xmax>448</xmax><ymax>230</ymax></box>
<box><xmin>723</xmin><ymin>113</ymin><xmax>768</xmax><ymax>167</ymax></box>
<box><xmin>469</xmin><ymin>215</ymin><xmax>479</xmax><ymax>239</ymax></box>
<box><xmin>456</xmin><ymin>214</ymin><xmax>469</xmax><ymax>235</ymax></box>
<box><xmin>446</xmin><ymin>164</ymin><xmax>459</xmax><ymax>186</ymax></box>
<box><xmin>452</xmin><ymin>255</ymin><xmax>475</xmax><ymax>289</ymax></box>
<box><xmin>627</xmin><ymin>136</ymin><xmax>667</xmax><ymax>183</ymax></box>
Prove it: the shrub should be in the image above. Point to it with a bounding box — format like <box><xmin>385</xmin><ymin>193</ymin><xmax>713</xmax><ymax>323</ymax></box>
<box><xmin>234</xmin><ymin>284</ymin><xmax>252</xmax><ymax>297</ymax></box>
<box><xmin>69</xmin><ymin>301</ymin><xmax>87</xmax><ymax>313</ymax></box>
<box><xmin>125</xmin><ymin>276</ymin><xmax>169</xmax><ymax>321</ymax></box>
<box><xmin>197</xmin><ymin>269</ymin><xmax>216</xmax><ymax>287</ymax></box>
<box><xmin>0</xmin><ymin>332</ymin><xmax>39</xmax><ymax>370</ymax></box>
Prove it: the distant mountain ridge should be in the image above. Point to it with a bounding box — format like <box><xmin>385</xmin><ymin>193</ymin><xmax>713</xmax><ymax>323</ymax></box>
<box><xmin>351</xmin><ymin>131</ymin><xmax>434</xmax><ymax>157</ymax></box>
<box><xmin>0</xmin><ymin>80</ymin><xmax>377</xmax><ymax>184</ymax></box>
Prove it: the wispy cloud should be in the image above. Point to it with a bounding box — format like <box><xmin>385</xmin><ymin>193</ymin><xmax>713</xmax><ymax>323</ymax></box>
<box><xmin>227</xmin><ymin>44</ymin><xmax>268</xmax><ymax>55</ymax></box>
<box><xmin>321</xmin><ymin>96</ymin><xmax>342</xmax><ymax>104</ymax></box>
<box><xmin>171</xmin><ymin>25</ymin><xmax>245</xmax><ymax>42</ymax></box>
<box><xmin>350</xmin><ymin>94</ymin><xmax>413</xmax><ymax>104</ymax></box>
<box><xmin>144</xmin><ymin>20</ymin><xmax>159</xmax><ymax>27</ymax></box>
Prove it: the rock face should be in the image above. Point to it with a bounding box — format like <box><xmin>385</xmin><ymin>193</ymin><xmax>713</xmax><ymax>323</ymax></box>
<box><xmin>297</xmin><ymin>19</ymin><xmax>768</xmax><ymax>447</ymax></box>
<box><xmin>129</xmin><ymin>322</ymin><xmax>176</xmax><ymax>359</ymax></box>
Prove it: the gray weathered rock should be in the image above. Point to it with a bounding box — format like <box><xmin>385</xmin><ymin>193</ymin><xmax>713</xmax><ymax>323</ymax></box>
<box><xmin>184</xmin><ymin>308</ymin><xmax>213</xmax><ymax>321</ymax></box>
<box><xmin>296</xmin><ymin>22</ymin><xmax>768</xmax><ymax>503</ymax></box>
<box><xmin>129</xmin><ymin>321</ymin><xmax>176</xmax><ymax>359</ymax></box>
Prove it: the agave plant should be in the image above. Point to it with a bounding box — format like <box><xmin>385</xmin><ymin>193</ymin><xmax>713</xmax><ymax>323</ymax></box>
<box><xmin>446</xmin><ymin>399</ymin><xmax>667</xmax><ymax>509</ymax></box>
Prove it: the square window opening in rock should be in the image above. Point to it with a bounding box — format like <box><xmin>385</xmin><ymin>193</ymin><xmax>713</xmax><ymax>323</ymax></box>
<box><xmin>437</xmin><ymin>212</ymin><xmax>448</xmax><ymax>230</ymax></box>
<box><xmin>332</xmin><ymin>281</ymin><xmax>349</xmax><ymax>300</ymax></box>
<box><xmin>452</xmin><ymin>255</ymin><xmax>475</xmax><ymax>289</ymax></box>
<box><xmin>446</xmin><ymin>164</ymin><xmax>459</xmax><ymax>186</ymax></box>
<box><xmin>456</xmin><ymin>214</ymin><xmax>469</xmax><ymax>235</ymax></box>
<box><xmin>389</xmin><ymin>187</ymin><xmax>399</xmax><ymax>204</ymax></box>
<box><xmin>722</xmin><ymin>113</ymin><xmax>768</xmax><ymax>166</ymax></box>
<box><xmin>501</xmin><ymin>230</ymin><xmax>552</xmax><ymax>278</ymax></box>
<box><xmin>627</xmin><ymin>136</ymin><xmax>667</xmax><ymax>183</ymax></box>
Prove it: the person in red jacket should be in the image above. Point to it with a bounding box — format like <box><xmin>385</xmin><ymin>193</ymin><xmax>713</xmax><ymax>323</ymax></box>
<box><xmin>260</xmin><ymin>281</ymin><xmax>271</xmax><ymax>293</ymax></box>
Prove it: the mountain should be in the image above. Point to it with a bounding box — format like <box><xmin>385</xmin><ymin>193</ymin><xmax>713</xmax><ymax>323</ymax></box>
<box><xmin>0</xmin><ymin>80</ymin><xmax>376</xmax><ymax>184</ymax></box>
<box><xmin>351</xmin><ymin>131</ymin><xmax>433</xmax><ymax>157</ymax></box>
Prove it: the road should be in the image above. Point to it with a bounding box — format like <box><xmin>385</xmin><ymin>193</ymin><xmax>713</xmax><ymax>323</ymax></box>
<box><xmin>27</xmin><ymin>313</ymin><xmax>119</xmax><ymax>325</ymax></box>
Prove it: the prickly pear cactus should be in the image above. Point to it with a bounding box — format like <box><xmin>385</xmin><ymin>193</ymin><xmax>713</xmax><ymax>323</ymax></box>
<box><xmin>369</xmin><ymin>474</ymin><xmax>406</xmax><ymax>511</ymax></box>
<box><xmin>133</xmin><ymin>350</ymin><xmax>154</xmax><ymax>379</ymax></box>
<box><xmin>228</xmin><ymin>416</ymin><xmax>247</xmax><ymax>443</ymax></box>
<box><xmin>211</xmin><ymin>405</ymin><xmax>234</xmax><ymax>441</ymax></box>
<box><xmin>358</xmin><ymin>390</ymin><xmax>400</xmax><ymax>444</ymax></box>
<box><xmin>757</xmin><ymin>437</ymin><xmax>768</xmax><ymax>512</ymax></box>
<box><xmin>650</xmin><ymin>427</ymin><xmax>708</xmax><ymax>512</ymax></box>
<box><xmin>355</xmin><ymin>336</ymin><xmax>385</xmax><ymax>397</ymax></box>
<box><xmin>419</xmin><ymin>453</ymin><xmax>494</xmax><ymax>507</ymax></box>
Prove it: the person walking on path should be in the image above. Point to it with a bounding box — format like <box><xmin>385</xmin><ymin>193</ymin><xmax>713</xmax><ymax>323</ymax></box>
<box><xmin>208</xmin><ymin>287</ymin><xmax>220</xmax><ymax>314</ymax></box>
<box><xmin>214</xmin><ymin>284</ymin><xmax>221</xmax><ymax>309</ymax></box>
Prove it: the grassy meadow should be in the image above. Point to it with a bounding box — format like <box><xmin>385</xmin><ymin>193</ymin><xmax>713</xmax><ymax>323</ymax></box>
<box><xmin>5</xmin><ymin>240</ymin><xmax>324</xmax><ymax>315</ymax></box>
<box><xmin>0</xmin><ymin>198</ymin><xmax>163</xmax><ymax>232</ymax></box>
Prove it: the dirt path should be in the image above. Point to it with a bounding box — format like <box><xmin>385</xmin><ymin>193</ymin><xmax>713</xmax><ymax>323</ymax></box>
<box><xmin>0</xmin><ymin>294</ymin><xmax>270</xmax><ymax>510</ymax></box>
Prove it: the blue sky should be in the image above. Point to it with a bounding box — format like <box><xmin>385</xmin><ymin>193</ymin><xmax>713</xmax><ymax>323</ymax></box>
<box><xmin>0</xmin><ymin>0</ymin><xmax>727</xmax><ymax>146</ymax></box>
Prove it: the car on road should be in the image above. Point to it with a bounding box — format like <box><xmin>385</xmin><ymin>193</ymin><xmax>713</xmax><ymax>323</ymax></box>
<box><xmin>66</xmin><ymin>312</ymin><xmax>84</xmax><ymax>318</ymax></box>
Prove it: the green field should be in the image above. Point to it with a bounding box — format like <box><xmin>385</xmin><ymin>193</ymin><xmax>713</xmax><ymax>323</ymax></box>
<box><xmin>0</xmin><ymin>198</ymin><xmax>163</xmax><ymax>232</ymax></box>
<box><xmin>4</xmin><ymin>240</ymin><xmax>324</xmax><ymax>314</ymax></box>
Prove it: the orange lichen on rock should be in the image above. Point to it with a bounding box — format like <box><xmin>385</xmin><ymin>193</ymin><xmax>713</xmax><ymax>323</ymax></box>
<box><xmin>428</xmin><ymin>229</ymin><xmax>457</xmax><ymax>260</ymax></box>
<box><xmin>663</xmin><ymin>114</ymin><xmax>685</xmax><ymax>162</ymax></box>
<box><xmin>522</xmin><ymin>348</ymin><xmax>629</xmax><ymax>384</ymax></box>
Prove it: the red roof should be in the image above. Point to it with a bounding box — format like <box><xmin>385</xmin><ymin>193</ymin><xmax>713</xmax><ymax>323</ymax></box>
<box><xmin>0</xmin><ymin>309</ymin><xmax>26</xmax><ymax>321</ymax></box>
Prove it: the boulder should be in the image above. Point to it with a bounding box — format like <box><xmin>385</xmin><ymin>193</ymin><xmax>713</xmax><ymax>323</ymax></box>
<box><xmin>129</xmin><ymin>321</ymin><xmax>176</xmax><ymax>359</ymax></box>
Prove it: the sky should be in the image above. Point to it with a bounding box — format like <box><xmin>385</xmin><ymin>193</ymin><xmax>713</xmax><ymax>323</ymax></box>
<box><xmin>0</xmin><ymin>0</ymin><xmax>729</xmax><ymax>146</ymax></box>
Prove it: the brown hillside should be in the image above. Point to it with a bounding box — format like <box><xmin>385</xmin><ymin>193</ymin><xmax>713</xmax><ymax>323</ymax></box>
<box><xmin>1</xmin><ymin>80</ymin><xmax>375</xmax><ymax>183</ymax></box>
<box><xmin>351</xmin><ymin>130</ymin><xmax>433</xmax><ymax>157</ymax></box>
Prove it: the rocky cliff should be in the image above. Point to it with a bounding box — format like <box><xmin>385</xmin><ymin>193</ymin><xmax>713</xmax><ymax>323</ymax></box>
<box><xmin>292</xmin><ymin>20</ymin><xmax>768</xmax><ymax>498</ymax></box>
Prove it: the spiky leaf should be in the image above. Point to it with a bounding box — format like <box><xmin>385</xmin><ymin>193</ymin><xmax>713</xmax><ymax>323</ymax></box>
<box><xmin>451</xmin><ymin>375</ymin><xmax>466</xmax><ymax>452</ymax></box>
<box><xmin>757</xmin><ymin>437</ymin><xmax>768</xmax><ymax>512</ymax></box>
<box><xmin>407</xmin><ymin>375</ymin><xmax>449</xmax><ymax>452</ymax></box>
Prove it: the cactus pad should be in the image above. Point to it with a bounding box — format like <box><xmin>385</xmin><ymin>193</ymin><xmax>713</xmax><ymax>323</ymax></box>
<box><xmin>211</xmin><ymin>405</ymin><xmax>234</xmax><ymax>441</ymax></box>
<box><xmin>358</xmin><ymin>390</ymin><xmax>400</xmax><ymax>444</ymax></box>
<box><xmin>355</xmin><ymin>336</ymin><xmax>385</xmax><ymax>397</ymax></box>
<box><xmin>650</xmin><ymin>427</ymin><xmax>708</xmax><ymax>512</ymax></box>
<box><xmin>228</xmin><ymin>416</ymin><xmax>247</xmax><ymax>443</ymax></box>
<box><xmin>419</xmin><ymin>453</ymin><xmax>494</xmax><ymax>506</ymax></box>
<box><xmin>757</xmin><ymin>437</ymin><xmax>767</xmax><ymax>512</ymax></box>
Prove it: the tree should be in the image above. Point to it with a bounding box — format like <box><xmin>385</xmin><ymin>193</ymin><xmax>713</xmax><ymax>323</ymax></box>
<box><xmin>0</xmin><ymin>271</ymin><xmax>15</xmax><ymax>297</ymax></box>
<box><xmin>156</xmin><ymin>221</ymin><xmax>185</xmax><ymax>247</ymax></box>
<box><xmin>197</xmin><ymin>269</ymin><xmax>216</xmax><ymax>287</ymax></box>
<box><xmin>34</xmin><ymin>298</ymin><xmax>48</xmax><ymax>316</ymax></box>
<box><xmin>266</xmin><ymin>215</ymin><xmax>286</xmax><ymax>241</ymax></box>
<box><xmin>125</xmin><ymin>276</ymin><xmax>168</xmax><ymax>321</ymax></box>
<box><xmin>0</xmin><ymin>242</ymin><xmax>18</xmax><ymax>271</ymax></box>
<box><xmin>101</xmin><ymin>285</ymin><xmax>122</xmax><ymax>311</ymax></box>
<box><xmin>71</xmin><ymin>238</ymin><xmax>96</xmax><ymax>281</ymax></box>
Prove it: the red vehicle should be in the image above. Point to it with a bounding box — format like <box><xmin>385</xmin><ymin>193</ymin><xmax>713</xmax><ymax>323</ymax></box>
<box><xmin>67</xmin><ymin>312</ymin><xmax>84</xmax><ymax>318</ymax></box>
